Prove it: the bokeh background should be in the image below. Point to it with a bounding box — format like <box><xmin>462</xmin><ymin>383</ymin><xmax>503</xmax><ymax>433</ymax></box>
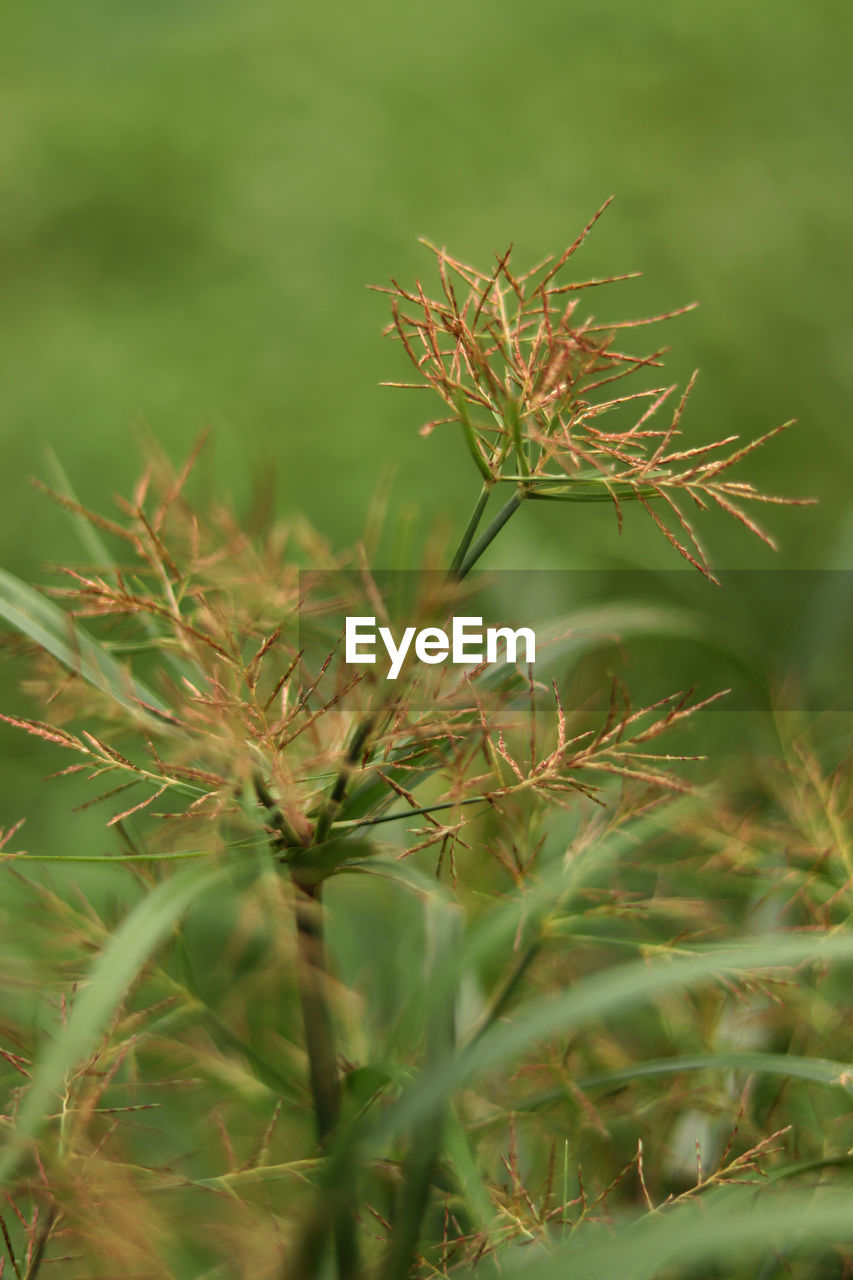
<box><xmin>2</xmin><ymin>0</ymin><xmax>851</xmax><ymax>848</ymax></box>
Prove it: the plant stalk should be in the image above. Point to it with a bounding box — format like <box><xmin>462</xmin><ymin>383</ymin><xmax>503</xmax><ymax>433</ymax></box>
<box><xmin>448</xmin><ymin>482</ymin><xmax>491</xmax><ymax>576</ymax></box>
<box><xmin>380</xmin><ymin>912</ymin><xmax>457</xmax><ymax>1280</ymax></box>
<box><xmin>256</xmin><ymin>775</ymin><xmax>361</xmax><ymax>1280</ymax></box>
<box><xmin>455</xmin><ymin>488</ymin><xmax>525</xmax><ymax>579</ymax></box>
<box><xmin>291</xmin><ymin>878</ymin><xmax>361</xmax><ymax>1280</ymax></box>
<box><xmin>373</xmin><ymin>483</ymin><xmax>526</xmax><ymax>1272</ymax></box>
<box><xmin>275</xmin><ymin>479</ymin><xmax>525</xmax><ymax>1277</ymax></box>
<box><xmin>291</xmin><ymin>879</ymin><xmax>340</xmax><ymax>1142</ymax></box>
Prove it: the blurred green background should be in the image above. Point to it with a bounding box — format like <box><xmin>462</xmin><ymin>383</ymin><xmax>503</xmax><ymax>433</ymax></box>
<box><xmin>2</xmin><ymin>1</ymin><xmax>851</xmax><ymax>845</ymax></box>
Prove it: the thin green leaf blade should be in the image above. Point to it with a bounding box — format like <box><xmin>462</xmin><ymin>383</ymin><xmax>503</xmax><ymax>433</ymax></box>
<box><xmin>0</xmin><ymin>861</ymin><xmax>230</xmax><ymax>1186</ymax></box>
<box><xmin>477</xmin><ymin>1186</ymin><xmax>853</xmax><ymax>1279</ymax></box>
<box><xmin>376</xmin><ymin>931</ymin><xmax>853</xmax><ymax>1149</ymax></box>
<box><xmin>0</xmin><ymin>566</ymin><xmax>173</xmax><ymax>728</ymax></box>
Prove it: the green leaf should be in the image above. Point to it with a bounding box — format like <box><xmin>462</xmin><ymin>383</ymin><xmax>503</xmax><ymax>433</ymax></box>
<box><xmin>0</xmin><ymin>861</ymin><xmax>230</xmax><ymax>1186</ymax></box>
<box><xmin>578</xmin><ymin>1049</ymin><xmax>853</xmax><ymax>1092</ymax></box>
<box><xmin>42</xmin><ymin>449</ymin><xmax>123</xmax><ymax>578</ymax></box>
<box><xmin>283</xmin><ymin>836</ymin><xmax>380</xmax><ymax>885</ymax></box>
<box><xmin>455</xmin><ymin>391</ymin><xmax>494</xmax><ymax>482</ymax></box>
<box><xmin>333</xmin><ymin>738</ymin><xmax>452</xmax><ymax>825</ymax></box>
<box><xmin>444</xmin><ymin>1102</ymin><xmax>497</xmax><ymax>1234</ymax></box>
<box><xmin>513</xmin><ymin>1050</ymin><xmax>853</xmax><ymax>1113</ymax></box>
<box><xmin>42</xmin><ymin>449</ymin><xmax>199</xmax><ymax>687</ymax></box>
<box><xmin>475</xmin><ymin>1186</ymin><xmax>853</xmax><ymax>1278</ymax></box>
<box><xmin>375</xmin><ymin>930</ymin><xmax>853</xmax><ymax>1150</ymax></box>
<box><xmin>0</xmin><ymin>566</ymin><xmax>174</xmax><ymax>730</ymax></box>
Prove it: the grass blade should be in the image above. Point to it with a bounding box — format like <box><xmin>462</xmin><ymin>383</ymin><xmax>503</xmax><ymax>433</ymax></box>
<box><xmin>0</xmin><ymin>861</ymin><xmax>230</xmax><ymax>1186</ymax></box>
<box><xmin>512</xmin><ymin>1051</ymin><xmax>853</xmax><ymax>1113</ymax></box>
<box><xmin>0</xmin><ymin>566</ymin><xmax>174</xmax><ymax>729</ymax></box>
<box><xmin>477</xmin><ymin>1185</ymin><xmax>853</xmax><ymax>1278</ymax></box>
<box><xmin>375</xmin><ymin>930</ymin><xmax>853</xmax><ymax>1149</ymax></box>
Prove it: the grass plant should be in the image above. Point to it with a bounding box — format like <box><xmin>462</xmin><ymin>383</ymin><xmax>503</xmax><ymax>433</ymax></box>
<box><xmin>1</xmin><ymin>211</ymin><xmax>850</xmax><ymax>1279</ymax></box>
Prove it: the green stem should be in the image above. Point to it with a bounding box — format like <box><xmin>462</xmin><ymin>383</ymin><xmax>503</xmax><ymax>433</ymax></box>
<box><xmin>466</xmin><ymin>933</ymin><xmax>543</xmax><ymax>1045</ymax></box>
<box><xmin>372</xmin><ymin>484</ymin><xmax>526</xmax><ymax>1272</ymax></box>
<box><xmin>291</xmin><ymin>880</ymin><xmax>361</xmax><ymax>1280</ymax></box>
<box><xmin>256</xmin><ymin>773</ymin><xmax>362</xmax><ymax>1280</ymax></box>
<box><xmin>448</xmin><ymin>482</ymin><xmax>491</xmax><ymax>576</ymax></box>
<box><xmin>312</xmin><ymin>717</ymin><xmax>376</xmax><ymax>847</ymax></box>
<box><xmin>454</xmin><ymin>391</ymin><xmax>494</xmax><ymax>483</ymax></box>
<box><xmin>278</xmin><ymin>474</ymin><xmax>524</xmax><ymax>1277</ymax></box>
<box><xmin>380</xmin><ymin>923</ymin><xmax>457</xmax><ymax>1280</ymax></box>
<box><xmin>455</xmin><ymin>488</ymin><xmax>525</xmax><ymax>579</ymax></box>
<box><xmin>333</xmin><ymin>794</ymin><xmax>489</xmax><ymax>831</ymax></box>
<box><xmin>254</xmin><ymin>771</ymin><xmax>307</xmax><ymax>851</ymax></box>
<box><xmin>292</xmin><ymin>881</ymin><xmax>340</xmax><ymax>1142</ymax></box>
<box><xmin>24</xmin><ymin>1208</ymin><xmax>58</xmax><ymax>1280</ymax></box>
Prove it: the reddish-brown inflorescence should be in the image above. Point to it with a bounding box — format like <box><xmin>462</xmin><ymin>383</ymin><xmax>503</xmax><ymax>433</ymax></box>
<box><xmin>376</xmin><ymin>199</ymin><xmax>812</xmax><ymax>580</ymax></box>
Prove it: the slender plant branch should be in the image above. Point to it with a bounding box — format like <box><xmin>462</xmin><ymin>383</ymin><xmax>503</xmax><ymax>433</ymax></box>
<box><xmin>256</xmin><ymin>774</ymin><xmax>362</xmax><ymax>1280</ymax></box>
<box><xmin>372</xmin><ymin>481</ymin><xmax>530</xmax><ymax>1274</ymax></box>
<box><xmin>255</xmin><ymin>775</ymin><xmax>342</xmax><ymax>1140</ymax></box>
<box><xmin>448</xmin><ymin>482</ymin><xmax>492</xmax><ymax>576</ymax></box>
<box><xmin>367</xmin><ymin>481</ymin><xmax>532</xmax><ymax>1272</ymax></box>
<box><xmin>292</xmin><ymin>880</ymin><xmax>361</xmax><ymax>1280</ymax></box>
<box><xmin>312</xmin><ymin>716</ymin><xmax>376</xmax><ymax>846</ymax></box>
<box><xmin>254</xmin><ymin>771</ymin><xmax>307</xmax><ymax>851</ymax></box>
<box><xmin>263</xmin><ymin>476</ymin><xmax>527</xmax><ymax>1279</ymax></box>
<box><xmin>0</xmin><ymin>1211</ymin><xmax>23</xmax><ymax>1280</ymax></box>
<box><xmin>333</xmin><ymin>794</ymin><xmax>490</xmax><ymax>831</ymax></box>
<box><xmin>380</xmin><ymin>921</ymin><xmax>457</xmax><ymax>1280</ymax></box>
<box><xmin>24</xmin><ymin>1209</ymin><xmax>58</xmax><ymax>1280</ymax></box>
<box><xmin>291</xmin><ymin>881</ymin><xmax>341</xmax><ymax>1142</ymax></box>
<box><xmin>466</xmin><ymin>932</ymin><xmax>544</xmax><ymax>1045</ymax></box>
<box><xmin>455</xmin><ymin>488</ymin><xmax>525</xmax><ymax>580</ymax></box>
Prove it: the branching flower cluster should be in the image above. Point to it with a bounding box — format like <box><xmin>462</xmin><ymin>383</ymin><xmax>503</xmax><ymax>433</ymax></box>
<box><xmin>378</xmin><ymin>199</ymin><xmax>811</xmax><ymax>578</ymax></box>
<box><xmin>1</xmin><ymin>449</ymin><xmax>715</xmax><ymax>876</ymax></box>
<box><xmin>0</xmin><ymin>216</ymin><xmax>832</xmax><ymax>1280</ymax></box>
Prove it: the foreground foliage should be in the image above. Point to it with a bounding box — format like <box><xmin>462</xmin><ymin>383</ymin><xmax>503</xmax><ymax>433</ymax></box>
<box><xmin>1</xmin><ymin>216</ymin><xmax>851</xmax><ymax>1279</ymax></box>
